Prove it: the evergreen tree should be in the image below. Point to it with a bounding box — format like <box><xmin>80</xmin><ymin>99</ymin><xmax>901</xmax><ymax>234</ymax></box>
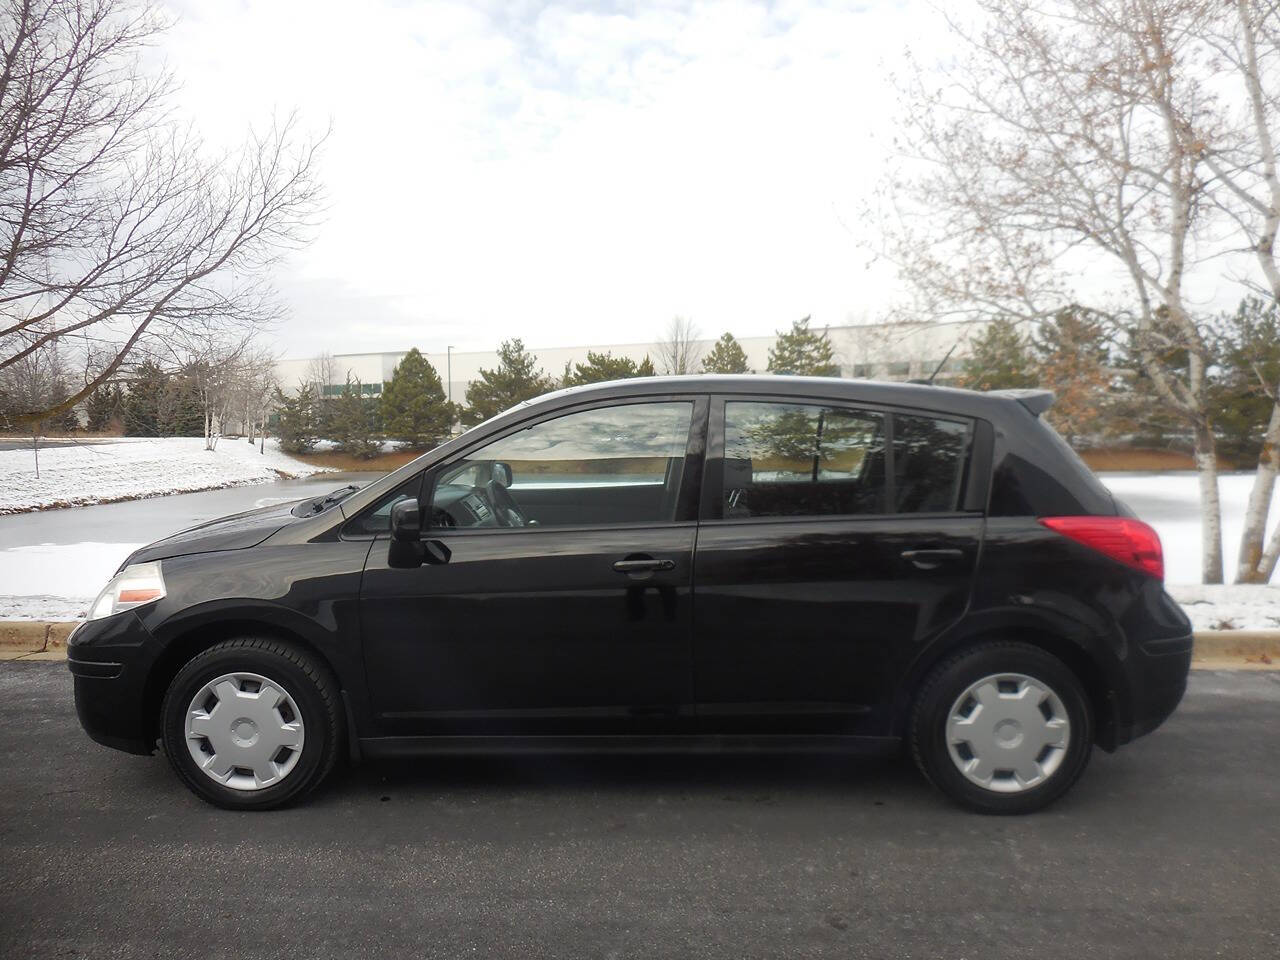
<box><xmin>166</xmin><ymin>373</ymin><xmax>205</xmax><ymax>437</ymax></box>
<box><xmin>332</xmin><ymin>376</ymin><xmax>383</xmax><ymax>458</ymax></box>
<box><xmin>960</xmin><ymin>318</ymin><xmax>1038</xmax><ymax>391</ymax></box>
<box><xmin>123</xmin><ymin>361</ymin><xmax>167</xmax><ymax>436</ymax></box>
<box><xmin>1031</xmin><ymin>307</ymin><xmax>1115</xmax><ymax>445</ymax></box>
<box><xmin>563</xmin><ymin>351</ymin><xmax>656</xmax><ymax>386</ymax></box>
<box><xmin>463</xmin><ymin>339</ymin><xmax>553</xmax><ymax>425</ymax></box>
<box><xmin>312</xmin><ymin>391</ymin><xmax>338</xmax><ymax>441</ymax></box>
<box><xmin>380</xmin><ymin>348</ymin><xmax>454</xmax><ymax>449</ymax></box>
<box><xmin>1212</xmin><ymin>297</ymin><xmax>1280</xmax><ymax>466</ymax></box>
<box><xmin>274</xmin><ymin>383</ymin><xmax>320</xmax><ymax>454</ymax></box>
<box><xmin>702</xmin><ymin>332</ymin><xmax>751</xmax><ymax>374</ymax></box>
<box><xmin>45</xmin><ymin>376</ymin><xmax>78</xmax><ymax>433</ymax></box>
<box><xmin>84</xmin><ymin>384</ymin><xmax>118</xmax><ymax>432</ymax></box>
<box><xmin>767</xmin><ymin>317</ymin><xmax>839</xmax><ymax>376</ymax></box>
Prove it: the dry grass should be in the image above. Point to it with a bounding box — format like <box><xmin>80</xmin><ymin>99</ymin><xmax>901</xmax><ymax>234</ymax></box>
<box><xmin>289</xmin><ymin>449</ymin><xmax>422</xmax><ymax>472</ymax></box>
<box><xmin>1078</xmin><ymin>448</ymin><xmax>1198</xmax><ymax>471</ymax></box>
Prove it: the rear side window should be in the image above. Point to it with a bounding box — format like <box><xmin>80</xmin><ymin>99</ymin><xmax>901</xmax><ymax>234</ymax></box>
<box><xmin>723</xmin><ymin>402</ymin><xmax>888</xmax><ymax>518</ymax></box>
<box><xmin>720</xmin><ymin>401</ymin><xmax>972</xmax><ymax>519</ymax></box>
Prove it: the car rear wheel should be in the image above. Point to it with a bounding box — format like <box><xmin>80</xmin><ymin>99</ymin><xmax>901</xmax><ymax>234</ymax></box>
<box><xmin>910</xmin><ymin>642</ymin><xmax>1093</xmax><ymax>814</ymax></box>
<box><xmin>160</xmin><ymin>638</ymin><xmax>341</xmax><ymax>810</ymax></box>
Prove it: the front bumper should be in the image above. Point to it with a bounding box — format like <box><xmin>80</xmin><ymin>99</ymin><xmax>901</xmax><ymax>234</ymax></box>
<box><xmin>67</xmin><ymin>611</ymin><xmax>159</xmax><ymax>756</ymax></box>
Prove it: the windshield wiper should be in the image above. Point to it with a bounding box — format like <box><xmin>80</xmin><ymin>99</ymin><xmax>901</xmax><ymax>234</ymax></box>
<box><xmin>298</xmin><ymin>484</ymin><xmax>361</xmax><ymax>516</ymax></box>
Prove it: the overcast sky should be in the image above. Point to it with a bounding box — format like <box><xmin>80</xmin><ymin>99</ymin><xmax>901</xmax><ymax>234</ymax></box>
<box><xmin>159</xmin><ymin>0</ymin><xmax>951</xmax><ymax>360</ymax></box>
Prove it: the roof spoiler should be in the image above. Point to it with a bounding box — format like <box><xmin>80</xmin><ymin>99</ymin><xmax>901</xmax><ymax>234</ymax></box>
<box><xmin>991</xmin><ymin>389</ymin><xmax>1055</xmax><ymax>416</ymax></box>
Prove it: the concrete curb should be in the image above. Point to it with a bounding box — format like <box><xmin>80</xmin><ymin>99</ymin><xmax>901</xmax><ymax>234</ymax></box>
<box><xmin>1190</xmin><ymin>630</ymin><xmax>1280</xmax><ymax>661</ymax></box>
<box><xmin>0</xmin><ymin>621</ymin><xmax>75</xmax><ymax>657</ymax></box>
<box><xmin>2</xmin><ymin>621</ymin><xmax>1278</xmax><ymax>666</ymax></box>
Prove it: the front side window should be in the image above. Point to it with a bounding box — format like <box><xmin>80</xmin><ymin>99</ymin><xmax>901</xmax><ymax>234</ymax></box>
<box><xmin>430</xmin><ymin>401</ymin><xmax>694</xmax><ymax>529</ymax></box>
<box><xmin>343</xmin><ymin>475</ymin><xmax>423</xmax><ymax>537</ymax></box>
<box><xmin>722</xmin><ymin>402</ymin><xmax>887</xmax><ymax>518</ymax></box>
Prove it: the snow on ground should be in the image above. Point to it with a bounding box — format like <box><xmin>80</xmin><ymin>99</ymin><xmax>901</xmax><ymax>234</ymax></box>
<box><xmin>0</xmin><ymin>437</ymin><xmax>331</xmax><ymax>514</ymax></box>
<box><xmin>0</xmin><ymin>542</ymin><xmax>144</xmax><ymax>620</ymax></box>
<box><xmin>1168</xmin><ymin>584</ymin><xmax>1280</xmax><ymax>632</ymax></box>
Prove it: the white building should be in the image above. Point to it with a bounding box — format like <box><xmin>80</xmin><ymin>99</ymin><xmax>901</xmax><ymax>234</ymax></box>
<box><xmin>274</xmin><ymin>319</ymin><xmax>989</xmax><ymax>403</ymax></box>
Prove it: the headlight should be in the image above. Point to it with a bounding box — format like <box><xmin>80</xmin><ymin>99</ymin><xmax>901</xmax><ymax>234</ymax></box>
<box><xmin>88</xmin><ymin>562</ymin><xmax>167</xmax><ymax>621</ymax></box>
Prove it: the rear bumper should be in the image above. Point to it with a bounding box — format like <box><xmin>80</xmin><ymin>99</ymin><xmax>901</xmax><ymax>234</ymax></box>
<box><xmin>1112</xmin><ymin>633</ymin><xmax>1193</xmax><ymax>747</ymax></box>
<box><xmin>67</xmin><ymin>612</ymin><xmax>158</xmax><ymax>756</ymax></box>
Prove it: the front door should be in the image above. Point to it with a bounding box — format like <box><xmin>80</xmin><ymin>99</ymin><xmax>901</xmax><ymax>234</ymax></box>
<box><xmin>359</xmin><ymin>397</ymin><xmax>706</xmax><ymax>736</ymax></box>
<box><xmin>692</xmin><ymin>397</ymin><xmax>984</xmax><ymax>735</ymax></box>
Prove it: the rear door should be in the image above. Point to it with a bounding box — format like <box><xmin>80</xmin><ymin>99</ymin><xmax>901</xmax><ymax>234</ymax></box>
<box><xmin>691</xmin><ymin>395</ymin><xmax>986</xmax><ymax>735</ymax></box>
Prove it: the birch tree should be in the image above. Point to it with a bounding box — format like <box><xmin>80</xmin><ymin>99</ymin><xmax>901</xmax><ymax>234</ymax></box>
<box><xmin>880</xmin><ymin>0</ymin><xmax>1230</xmax><ymax>582</ymax></box>
<box><xmin>1198</xmin><ymin>0</ymin><xmax>1280</xmax><ymax>582</ymax></box>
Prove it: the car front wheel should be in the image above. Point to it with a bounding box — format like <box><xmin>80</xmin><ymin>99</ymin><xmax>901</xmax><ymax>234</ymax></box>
<box><xmin>160</xmin><ymin>638</ymin><xmax>342</xmax><ymax>810</ymax></box>
<box><xmin>910</xmin><ymin>642</ymin><xmax>1093</xmax><ymax>814</ymax></box>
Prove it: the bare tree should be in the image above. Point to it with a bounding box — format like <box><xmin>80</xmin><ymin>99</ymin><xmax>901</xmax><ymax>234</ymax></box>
<box><xmin>231</xmin><ymin>350</ymin><xmax>279</xmax><ymax>446</ymax></box>
<box><xmin>1199</xmin><ymin>0</ymin><xmax>1280</xmax><ymax>582</ymax></box>
<box><xmin>879</xmin><ymin>0</ymin><xmax>1231</xmax><ymax>582</ymax></box>
<box><xmin>0</xmin><ymin>0</ymin><xmax>324</xmax><ymax>427</ymax></box>
<box><xmin>0</xmin><ymin>341</ymin><xmax>74</xmax><ymax>473</ymax></box>
<box><xmin>656</xmin><ymin>317</ymin><xmax>702</xmax><ymax>375</ymax></box>
<box><xmin>305</xmin><ymin>351</ymin><xmax>337</xmax><ymax>393</ymax></box>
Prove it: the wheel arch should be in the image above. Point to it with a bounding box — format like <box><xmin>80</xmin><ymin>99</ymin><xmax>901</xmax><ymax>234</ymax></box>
<box><xmin>893</xmin><ymin>617</ymin><xmax>1127</xmax><ymax>751</ymax></box>
<box><xmin>143</xmin><ymin>618</ymin><xmax>343</xmax><ymax>744</ymax></box>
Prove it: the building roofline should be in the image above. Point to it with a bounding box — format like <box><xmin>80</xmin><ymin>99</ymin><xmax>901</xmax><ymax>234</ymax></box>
<box><xmin>276</xmin><ymin>318</ymin><xmax>987</xmax><ymax>364</ymax></box>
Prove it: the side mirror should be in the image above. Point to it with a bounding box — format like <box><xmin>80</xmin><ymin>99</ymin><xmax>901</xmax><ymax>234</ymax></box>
<box><xmin>388</xmin><ymin>499</ymin><xmax>451</xmax><ymax>569</ymax></box>
<box><xmin>390</xmin><ymin>499</ymin><xmax>421</xmax><ymax>542</ymax></box>
<box><xmin>491</xmin><ymin>461</ymin><xmax>513</xmax><ymax>488</ymax></box>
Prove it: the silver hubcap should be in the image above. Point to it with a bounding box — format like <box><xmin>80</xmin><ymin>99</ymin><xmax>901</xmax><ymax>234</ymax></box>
<box><xmin>184</xmin><ymin>672</ymin><xmax>305</xmax><ymax>791</ymax></box>
<box><xmin>946</xmin><ymin>673</ymin><xmax>1070</xmax><ymax>793</ymax></box>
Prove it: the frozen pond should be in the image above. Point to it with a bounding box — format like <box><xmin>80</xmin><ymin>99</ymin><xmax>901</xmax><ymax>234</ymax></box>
<box><xmin>0</xmin><ymin>472</ymin><xmax>383</xmax><ymax>550</ymax></box>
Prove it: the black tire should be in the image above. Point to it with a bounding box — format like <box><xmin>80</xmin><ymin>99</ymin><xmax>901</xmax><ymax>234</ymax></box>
<box><xmin>909</xmin><ymin>642</ymin><xmax>1093</xmax><ymax>814</ymax></box>
<box><xmin>160</xmin><ymin>638</ymin><xmax>342</xmax><ymax>810</ymax></box>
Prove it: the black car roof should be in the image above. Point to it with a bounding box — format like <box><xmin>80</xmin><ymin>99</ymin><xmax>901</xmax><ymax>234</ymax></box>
<box><xmin>521</xmin><ymin>375</ymin><xmax>1051</xmax><ymax>420</ymax></box>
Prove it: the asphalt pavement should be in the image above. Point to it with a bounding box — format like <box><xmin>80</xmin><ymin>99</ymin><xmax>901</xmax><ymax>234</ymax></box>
<box><xmin>1</xmin><ymin>664</ymin><xmax>1277</xmax><ymax>959</ymax></box>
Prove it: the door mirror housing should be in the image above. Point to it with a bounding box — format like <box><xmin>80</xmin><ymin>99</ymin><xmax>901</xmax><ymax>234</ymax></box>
<box><xmin>491</xmin><ymin>461</ymin><xmax>513</xmax><ymax>489</ymax></box>
<box><xmin>388</xmin><ymin>498</ymin><xmax>451</xmax><ymax>569</ymax></box>
<box><xmin>390</xmin><ymin>499</ymin><xmax>421</xmax><ymax>542</ymax></box>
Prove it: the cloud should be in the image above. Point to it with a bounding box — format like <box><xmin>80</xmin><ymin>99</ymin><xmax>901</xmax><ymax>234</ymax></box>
<box><xmin>162</xmin><ymin>0</ymin><xmax>933</xmax><ymax>357</ymax></box>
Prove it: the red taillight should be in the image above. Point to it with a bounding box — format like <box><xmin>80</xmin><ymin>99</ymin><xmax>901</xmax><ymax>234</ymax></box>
<box><xmin>1039</xmin><ymin>516</ymin><xmax>1164</xmax><ymax>580</ymax></box>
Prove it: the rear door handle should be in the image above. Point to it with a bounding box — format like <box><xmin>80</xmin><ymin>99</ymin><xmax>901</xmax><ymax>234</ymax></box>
<box><xmin>612</xmin><ymin>558</ymin><xmax>675</xmax><ymax>574</ymax></box>
<box><xmin>901</xmin><ymin>548</ymin><xmax>964</xmax><ymax>570</ymax></box>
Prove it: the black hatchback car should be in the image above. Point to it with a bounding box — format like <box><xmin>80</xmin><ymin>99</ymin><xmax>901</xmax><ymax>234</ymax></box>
<box><xmin>69</xmin><ymin>375</ymin><xmax>1192</xmax><ymax>813</ymax></box>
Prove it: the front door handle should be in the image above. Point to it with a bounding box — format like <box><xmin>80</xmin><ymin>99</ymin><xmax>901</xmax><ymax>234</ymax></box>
<box><xmin>612</xmin><ymin>558</ymin><xmax>675</xmax><ymax>574</ymax></box>
<box><xmin>901</xmin><ymin>548</ymin><xmax>964</xmax><ymax>570</ymax></box>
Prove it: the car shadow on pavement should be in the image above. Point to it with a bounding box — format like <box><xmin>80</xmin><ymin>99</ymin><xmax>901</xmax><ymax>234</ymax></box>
<box><xmin>322</xmin><ymin>751</ymin><xmax>938</xmax><ymax>809</ymax></box>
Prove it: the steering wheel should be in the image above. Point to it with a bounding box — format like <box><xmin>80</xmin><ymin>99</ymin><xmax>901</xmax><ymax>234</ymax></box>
<box><xmin>486</xmin><ymin>479</ymin><xmax>527</xmax><ymax>527</ymax></box>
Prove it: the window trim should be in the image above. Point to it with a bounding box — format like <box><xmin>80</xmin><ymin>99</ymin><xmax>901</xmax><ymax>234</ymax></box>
<box><xmin>419</xmin><ymin>394</ymin><xmax>710</xmax><ymax>536</ymax></box>
<box><xmin>339</xmin><ymin>471</ymin><xmax>425</xmax><ymax>541</ymax></box>
<box><xmin>701</xmin><ymin>394</ymin><xmax>983</xmax><ymax>524</ymax></box>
